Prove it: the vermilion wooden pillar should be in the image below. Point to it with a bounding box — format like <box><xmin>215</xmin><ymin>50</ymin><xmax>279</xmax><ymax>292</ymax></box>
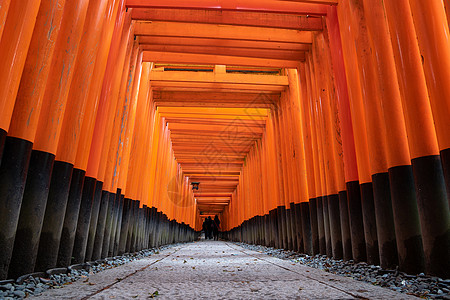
<box><xmin>405</xmin><ymin>0</ymin><xmax>450</xmax><ymax>278</ymax></box>
<box><xmin>0</xmin><ymin>0</ymin><xmax>65</xmax><ymax>279</ymax></box>
<box><xmin>0</xmin><ymin>0</ymin><xmax>41</xmax><ymax>280</ymax></box>
<box><xmin>81</xmin><ymin>0</ymin><xmax>122</xmax><ymax>263</ymax></box>
<box><xmin>341</xmin><ymin>0</ymin><xmax>425</xmax><ymax>272</ymax></box>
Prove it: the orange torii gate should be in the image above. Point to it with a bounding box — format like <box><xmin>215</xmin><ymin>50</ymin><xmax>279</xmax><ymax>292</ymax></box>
<box><xmin>0</xmin><ymin>0</ymin><xmax>448</xmax><ymax>282</ymax></box>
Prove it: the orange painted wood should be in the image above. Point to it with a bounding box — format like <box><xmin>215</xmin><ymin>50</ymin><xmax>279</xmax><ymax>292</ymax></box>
<box><xmin>305</xmin><ymin>55</ymin><xmax>325</xmax><ymax>197</ymax></box>
<box><xmin>150</xmin><ymin>71</ymin><xmax>288</xmax><ymax>86</ymax></box>
<box><xmin>361</xmin><ymin>0</ymin><xmax>412</xmax><ymax>169</ymax></box>
<box><xmin>287</xmin><ymin>68</ymin><xmax>309</xmax><ymax>202</ymax></box>
<box><xmin>342</xmin><ymin>0</ymin><xmax>389</xmax><ymax>175</ymax></box>
<box><xmin>316</xmin><ymin>31</ymin><xmax>346</xmax><ymax>192</ymax></box>
<box><xmin>298</xmin><ymin>63</ymin><xmax>317</xmax><ymax>198</ymax></box>
<box><xmin>336</xmin><ymin>0</ymin><xmax>372</xmax><ymax>184</ymax></box>
<box><xmin>119</xmin><ymin>56</ymin><xmax>145</xmax><ymax>195</ymax></box>
<box><xmin>143</xmin><ymin>51</ymin><xmax>301</xmax><ymax>67</ymax></box>
<box><xmin>326</xmin><ymin>6</ymin><xmax>359</xmax><ymax>183</ymax></box>
<box><xmin>0</xmin><ymin>0</ymin><xmax>11</xmax><ymax>41</ymax></box>
<box><xmin>75</xmin><ymin>0</ymin><xmax>122</xmax><ymax>171</ymax></box>
<box><xmin>125</xmin><ymin>0</ymin><xmax>332</xmax><ymax>15</ymax></box>
<box><xmin>383</xmin><ymin>0</ymin><xmax>440</xmax><ymax>159</ymax></box>
<box><xmin>33</xmin><ymin>0</ymin><xmax>90</xmax><ymax>154</ymax></box>
<box><xmin>131</xmin><ymin>8</ymin><xmax>322</xmax><ymax>30</ymax></box>
<box><xmin>0</xmin><ymin>0</ymin><xmax>41</xmax><ymax>132</ymax></box>
<box><xmin>100</xmin><ymin>15</ymin><xmax>135</xmax><ymax>189</ymax></box>
<box><xmin>106</xmin><ymin>39</ymin><xmax>141</xmax><ymax>192</ymax></box>
<box><xmin>409</xmin><ymin>0</ymin><xmax>450</xmax><ymax>151</ymax></box>
<box><xmin>8</xmin><ymin>0</ymin><xmax>66</xmax><ymax>142</ymax></box>
<box><xmin>57</xmin><ymin>0</ymin><xmax>111</xmax><ymax>165</ymax></box>
<box><xmin>139</xmin><ymin>36</ymin><xmax>310</xmax><ymax>51</ymax></box>
<box><xmin>141</xmin><ymin>45</ymin><xmax>306</xmax><ymax>62</ymax></box>
<box><xmin>86</xmin><ymin>1</ymin><xmax>127</xmax><ymax>179</ymax></box>
<box><xmin>135</xmin><ymin>21</ymin><xmax>312</xmax><ymax>43</ymax></box>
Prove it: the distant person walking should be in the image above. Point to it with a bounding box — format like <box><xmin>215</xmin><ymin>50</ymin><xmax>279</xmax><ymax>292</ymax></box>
<box><xmin>203</xmin><ymin>217</ymin><xmax>213</xmax><ymax>239</ymax></box>
<box><xmin>212</xmin><ymin>215</ymin><xmax>220</xmax><ymax>240</ymax></box>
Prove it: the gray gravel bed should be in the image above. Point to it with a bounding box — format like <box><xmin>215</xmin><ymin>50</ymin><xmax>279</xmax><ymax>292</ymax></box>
<box><xmin>235</xmin><ymin>242</ymin><xmax>450</xmax><ymax>300</ymax></box>
<box><xmin>0</xmin><ymin>244</ymin><xmax>180</xmax><ymax>299</ymax></box>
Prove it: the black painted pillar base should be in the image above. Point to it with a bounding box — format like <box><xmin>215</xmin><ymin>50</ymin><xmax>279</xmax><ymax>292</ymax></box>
<box><xmin>412</xmin><ymin>155</ymin><xmax>450</xmax><ymax>278</ymax></box>
<box><xmin>346</xmin><ymin>181</ymin><xmax>366</xmax><ymax>262</ymax></box>
<box><xmin>285</xmin><ymin>205</ymin><xmax>294</xmax><ymax>250</ymax></box>
<box><xmin>57</xmin><ymin>168</ymin><xmax>85</xmax><ymax>267</ymax></box>
<box><xmin>440</xmin><ymin>148</ymin><xmax>450</xmax><ymax>208</ymax></box>
<box><xmin>85</xmin><ymin>181</ymin><xmax>103</xmax><ymax>262</ymax></box>
<box><xmin>118</xmin><ymin>198</ymin><xmax>131</xmax><ymax>255</ymax></box>
<box><xmin>389</xmin><ymin>165</ymin><xmax>425</xmax><ymax>274</ymax></box>
<box><xmin>309</xmin><ymin>198</ymin><xmax>319</xmax><ymax>255</ymax></box>
<box><xmin>109</xmin><ymin>189</ymin><xmax>121</xmax><ymax>256</ymax></box>
<box><xmin>0</xmin><ymin>128</ymin><xmax>6</xmax><ymax>164</ymax></box>
<box><xmin>101</xmin><ymin>193</ymin><xmax>116</xmax><ymax>258</ymax></box>
<box><xmin>8</xmin><ymin>150</ymin><xmax>54</xmax><ymax>279</ymax></box>
<box><xmin>0</xmin><ymin>137</ymin><xmax>33</xmax><ymax>279</ymax></box>
<box><xmin>72</xmin><ymin>176</ymin><xmax>96</xmax><ymax>264</ymax></box>
<box><xmin>114</xmin><ymin>194</ymin><xmax>124</xmax><ymax>256</ymax></box>
<box><xmin>125</xmin><ymin>199</ymin><xmax>135</xmax><ymax>251</ymax></box>
<box><xmin>360</xmin><ymin>182</ymin><xmax>379</xmax><ymax>266</ymax></box>
<box><xmin>130</xmin><ymin>200</ymin><xmax>140</xmax><ymax>252</ymax></box>
<box><xmin>91</xmin><ymin>191</ymin><xmax>109</xmax><ymax>261</ymax></box>
<box><xmin>35</xmin><ymin>161</ymin><xmax>73</xmax><ymax>272</ymax></box>
<box><xmin>269</xmin><ymin>209</ymin><xmax>278</xmax><ymax>248</ymax></box>
<box><xmin>277</xmin><ymin>206</ymin><xmax>287</xmax><ymax>249</ymax></box>
<box><xmin>371</xmin><ymin>173</ymin><xmax>398</xmax><ymax>269</ymax></box>
<box><xmin>328</xmin><ymin>194</ymin><xmax>343</xmax><ymax>259</ymax></box>
<box><xmin>263</xmin><ymin>214</ymin><xmax>271</xmax><ymax>247</ymax></box>
<box><xmin>316</xmin><ymin>197</ymin><xmax>326</xmax><ymax>255</ymax></box>
<box><xmin>338</xmin><ymin>190</ymin><xmax>352</xmax><ymax>261</ymax></box>
<box><xmin>300</xmin><ymin>202</ymin><xmax>312</xmax><ymax>255</ymax></box>
<box><xmin>294</xmin><ymin>203</ymin><xmax>304</xmax><ymax>253</ymax></box>
<box><xmin>322</xmin><ymin>196</ymin><xmax>332</xmax><ymax>257</ymax></box>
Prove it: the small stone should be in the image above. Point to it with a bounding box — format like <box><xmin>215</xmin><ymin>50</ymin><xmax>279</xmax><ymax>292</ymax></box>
<box><xmin>0</xmin><ymin>283</ymin><xmax>12</xmax><ymax>290</ymax></box>
<box><xmin>40</xmin><ymin>278</ymin><xmax>52</xmax><ymax>284</ymax></box>
<box><xmin>13</xmin><ymin>290</ymin><xmax>26</xmax><ymax>298</ymax></box>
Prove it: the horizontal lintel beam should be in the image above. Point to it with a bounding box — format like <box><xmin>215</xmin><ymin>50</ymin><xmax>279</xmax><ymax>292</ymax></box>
<box><xmin>126</xmin><ymin>0</ymin><xmax>333</xmax><ymax>15</ymax></box>
<box><xmin>131</xmin><ymin>8</ymin><xmax>323</xmax><ymax>30</ymax></box>
<box><xmin>135</xmin><ymin>21</ymin><xmax>312</xmax><ymax>44</ymax></box>
<box><xmin>143</xmin><ymin>51</ymin><xmax>301</xmax><ymax>67</ymax></box>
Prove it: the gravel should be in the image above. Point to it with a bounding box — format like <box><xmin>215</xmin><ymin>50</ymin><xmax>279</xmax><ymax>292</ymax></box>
<box><xmin>236</xmin><ymin>242</ymin><xmax>450</xmax><ymax>300</ymax></box>
<box><xmin>1</xmin><ymin>244</ymin><xmax>180</xmax><ymax>299</ymax></box>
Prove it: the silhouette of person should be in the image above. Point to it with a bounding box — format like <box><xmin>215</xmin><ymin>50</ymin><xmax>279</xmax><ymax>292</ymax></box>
<box><xmin>203</xmin><ymin>217</ymin><xmax>213</xmax><ymax>239</ymax></box>
<box><xmin>202</xmin><ymin>218</ymin><xmax>208</xmax><ymax>239</ymax></box>
<box><xmin>213</xmin><ymin>215</ymin><xmax>220</xmax><ymax>240</ymax></box>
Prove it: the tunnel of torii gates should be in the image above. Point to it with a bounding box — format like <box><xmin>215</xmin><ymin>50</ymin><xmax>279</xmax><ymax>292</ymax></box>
<box><xmin>0</xmin><ymin>0</ymin><xmax>449</xmax><ymax>282</ymax></box>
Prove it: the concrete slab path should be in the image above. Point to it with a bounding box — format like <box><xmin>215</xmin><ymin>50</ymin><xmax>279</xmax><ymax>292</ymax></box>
<box><xmin>31</xmin><ymin>241</ymin><xmax>417</xmax><ymax>299</ymax></box>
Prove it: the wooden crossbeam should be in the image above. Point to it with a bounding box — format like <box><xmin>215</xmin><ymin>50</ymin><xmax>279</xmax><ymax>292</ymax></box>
<box><xmin>126</xmin><ymin>0</ymin><xmax>334</xmax><ymax>15</ymax></box>
<box><xmin>131</xmin><ymin>8</ymin><xmax>323</xmax><ymax>30</ymax></box>
<box><xmin>140</xmin><ymin>36</ymin><xmax>310</xmax><ymax>51</ymax></box>
<box><xmin>141</xmin><ymin>44</ymin><xmax>305</xmax><ymax>61</ymax></box>
<box><xmin>154</xmin><ymin>91</ymin><xmax>279</xmax><ymax>102</ymax></box>
<box><xmin>135</xmin><ymin>21</ymin><xmax>312</xmax><ymax>44</ymax></box>
<box><xmin>150</xmin><ymin>71</ymin><xmax>288</xmax><ymax>86</ymax></box>
<box><xmin>142</xmin><ymin>51</ymin><xmax>301</xmax><ymax>67</ymax></box>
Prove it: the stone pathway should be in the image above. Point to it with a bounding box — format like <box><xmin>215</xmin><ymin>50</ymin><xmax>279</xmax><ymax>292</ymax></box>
<box><xmin>30</xmin><ymin>241</ymin><xmax>417</xmax><ymax>299</ymax></box>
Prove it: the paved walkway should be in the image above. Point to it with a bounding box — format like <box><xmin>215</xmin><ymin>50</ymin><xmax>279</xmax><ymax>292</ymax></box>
<box><xmin>31</xmin><ymin>241</ymin><xmax>416</xmax><ymax>299</ymax></box>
